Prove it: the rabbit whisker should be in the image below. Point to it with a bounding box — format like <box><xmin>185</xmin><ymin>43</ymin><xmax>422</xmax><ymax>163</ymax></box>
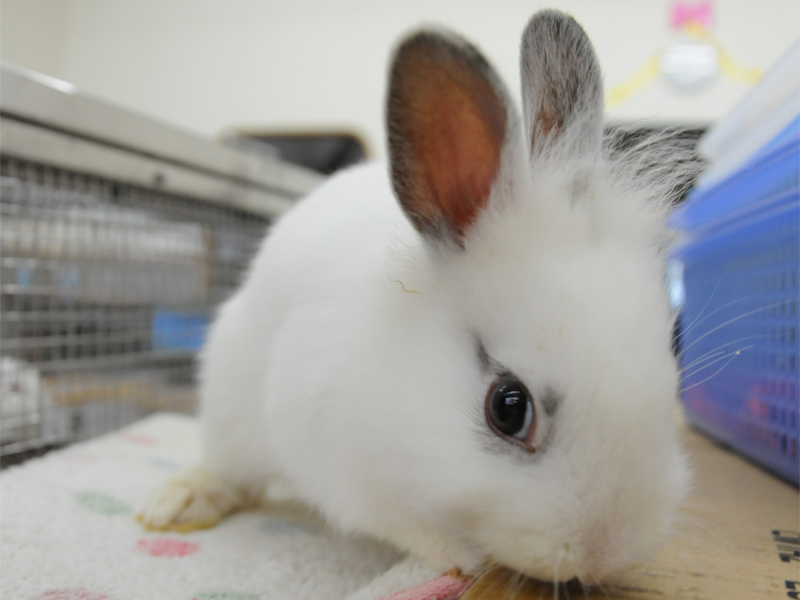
<box><xmin>680</xmin><ymin>352</ymin><xmax>741</xmax><ymax>393</ymax></box>
<box><xmin>553</xmin><ymin>549</ymin><xmax>561</xmax><ymax>600</ymax></box>
<box><xmin>597</xmin><ymin>582</ymin><xmax>611</xmax><ymax>600</ymax></box>
<box><xmin>680</xmin><ymin>335</ymin><xmax>762</xmax><ymax>368</ymax></box>
<box><xmin>676</xmin><ymin>288</ymin><xmax>772</xmax><ymax>343</ymax></box>
<box><xmin>681</xmin><ymin>345</ymin><xmax>754</xmax><ymax>381</ymax></box>
<box><xmin>579</xmin><ymin>578</ymin><xmax>589</xmax><ymax>600</ymax></box>
<box><xmin>680</xmin><ymin>334</ymin><xmax>769</xmax><ymax>372</ymax></box>
<box><xmin>673</xmin><ymin>278</ymin><xmax>721</xmax><ymax>342</ymax></box>
<box><xmin>678</xmin><ymin>300</ymin><xmax>783</xmax><ymax>358</ymax></box>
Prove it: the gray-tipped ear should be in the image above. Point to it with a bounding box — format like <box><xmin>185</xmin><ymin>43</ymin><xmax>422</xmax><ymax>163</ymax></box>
<box><xmin>520</xmin><ymin>10</ymin><xmax>603</xmax><ymax>161</ymax></box>
<box><xmin>387</xmin><ymin>31</ymin><xmax>508</xmax><ymax>246</ymax></box>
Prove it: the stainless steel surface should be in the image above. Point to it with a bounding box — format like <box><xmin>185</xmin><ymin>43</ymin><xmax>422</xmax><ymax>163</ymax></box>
<box><xmin>0</xmin><ymin>65</ymin><xmax>323</xmax><ymax>463</ymax></box>
<box><xmin>0</xmin><ymin>62</ymin><xmax>322</xmax><ymax>200</ymax></box>
<box><xmin>1</xmin><ymin>118</ymin><xmax>296</xmax><ymax>218</ymax></box>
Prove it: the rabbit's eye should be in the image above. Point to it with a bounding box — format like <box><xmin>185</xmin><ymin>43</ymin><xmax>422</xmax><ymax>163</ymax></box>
<box><xmin>485</xmin><ymin>376</ymin><xmax>536</xmax><ymax>452</ymax></box>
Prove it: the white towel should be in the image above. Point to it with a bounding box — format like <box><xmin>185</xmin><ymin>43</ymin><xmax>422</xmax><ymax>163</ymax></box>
<box><xmin>1</xmin><ymin>413</ymin><xmax>439</xmax><ymax>600</ymax></box>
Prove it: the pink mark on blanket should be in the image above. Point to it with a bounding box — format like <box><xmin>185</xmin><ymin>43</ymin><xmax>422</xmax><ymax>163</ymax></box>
<box><xmin>120</xmin><ymin>433</ymin><xmax>157</xmax><ymax>446</ymax></box>
<box><xmin>137</xmin><ymin>538</ymin><xmax>200</xmax><ymax>557</ymax></box>
<box><xmin>381</xmin><ymin>574</ymin><xmax>471</xmax><ymax>600</ymax></box>
<box><xmin>35</xmin><ymin>590</ymin><xmax>113</xmax><ymax>600</ymax></box>
<box><xmin>61</xmin><ymin>452</ymin><xmax>99</xmax><ymax>462</ymax></box>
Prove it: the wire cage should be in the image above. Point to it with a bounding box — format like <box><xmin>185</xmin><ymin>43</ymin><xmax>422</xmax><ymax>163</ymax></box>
<box><xmin>0</xmin><ymin>64</ymin><xmax>322</xmax><ymax>466</ymax></box>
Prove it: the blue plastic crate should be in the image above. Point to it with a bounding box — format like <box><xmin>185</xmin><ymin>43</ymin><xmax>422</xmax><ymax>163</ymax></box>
<box><xmin>151</xmin><ymin>309</ymin><xmax>209</xmax><ymax>352</ymax></box>
<box><xmin>747</xmin><ymin>115</ymin><xmax>800</xmax><ymax>167</ymax></box>
<box><xmin>672</xmin><ymin>131</ymin><xmax>800</xmax><ymax>486</ymax></box>
<box><xmin>673</xmin><ymin>125</ymin><xmax>800</xmax><ymax>237</ymax></box>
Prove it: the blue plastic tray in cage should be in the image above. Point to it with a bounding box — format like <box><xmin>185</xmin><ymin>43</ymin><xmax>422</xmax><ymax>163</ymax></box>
<box><xmin>672</xmin><ymin>126</ymin><xmax>800</xmax><ymax>486</ymax></box>
<box><xmin>152</xmin><ymin>309</ymin><xmax>209</xmax><ymax>352</ymax></box>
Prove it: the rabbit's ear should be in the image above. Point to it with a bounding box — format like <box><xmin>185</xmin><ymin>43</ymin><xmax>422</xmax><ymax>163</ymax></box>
<box><xmin>387</xmin><ymin>32</ymin><xmax>507</xmax><ymax>245</ymax></box>
<box><xmin>521</xmin><ymin>10</ymin><xmax>603</xmax><ymax>161</ymax></box>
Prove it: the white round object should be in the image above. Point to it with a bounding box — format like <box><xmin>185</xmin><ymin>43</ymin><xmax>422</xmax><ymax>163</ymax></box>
<box><xmin>661</xmin><ymin>38</ymin><xmax>719</xmax><ymax>91</ymax></box>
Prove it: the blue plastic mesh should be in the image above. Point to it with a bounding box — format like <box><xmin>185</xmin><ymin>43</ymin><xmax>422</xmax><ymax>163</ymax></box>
<box><xmin>674</xmin><ymin>128</ymin><xmax>800</xmax><ymax>485</ymax></box>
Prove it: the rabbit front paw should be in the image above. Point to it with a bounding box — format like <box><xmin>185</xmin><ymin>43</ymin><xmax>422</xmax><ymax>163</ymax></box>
<box><xmin>137</xmin><ymin>467</ymin><xmax>246</xmax><ymax>532</ymax></box>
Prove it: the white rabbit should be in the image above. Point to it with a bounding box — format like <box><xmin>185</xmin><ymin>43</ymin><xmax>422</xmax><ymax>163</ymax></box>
<box><xmin>142</xmin><ymin>10</ymin><xmax>690</xmax><ymax>585</ymax></box>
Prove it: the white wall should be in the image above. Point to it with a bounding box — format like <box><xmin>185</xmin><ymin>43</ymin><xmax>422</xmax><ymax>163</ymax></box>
<box><xmin>0</xmin><ymin>0</ymin><xmax>69</xmax><ymax>78</ymax></box>
<box><xmin>2</xmin><ymin>0</ymin><xmax>798</xmax><ymax>157</ymax></box>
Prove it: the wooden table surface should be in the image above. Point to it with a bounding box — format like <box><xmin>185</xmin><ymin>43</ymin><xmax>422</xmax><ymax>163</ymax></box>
<box><xmin>462</xmin><ymin>417</ymin><xmax>800</xmax><ymax>599</ymax></box>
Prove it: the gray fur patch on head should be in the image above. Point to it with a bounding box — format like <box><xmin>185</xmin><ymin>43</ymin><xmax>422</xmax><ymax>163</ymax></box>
<box><xmin>475</xmin><ymin>335</ymin><xmax>503</xmax><ymax>375</ymax></box>
<box><xmin>540</xmin><ymin>387</ymin><xmax>560</xmax><ymax>417</ymax></box>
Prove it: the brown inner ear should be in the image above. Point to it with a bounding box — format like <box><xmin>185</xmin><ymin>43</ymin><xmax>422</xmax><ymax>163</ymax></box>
<box><xmin>390</xmin><ymin>41</ymin><xmax>506</xmax><ymax>241</ymax></box>
<box><xmin>533</xmin><ymin>104</ymin><xmax>561</xmax><ymax>156</ymax></box>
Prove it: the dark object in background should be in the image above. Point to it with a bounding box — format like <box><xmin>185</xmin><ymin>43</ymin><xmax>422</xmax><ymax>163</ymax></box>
<box><xmin>604</xmin><ymin>124</ymin><xmax>707</xmax><ymax>206</ymax></box>
<box><xmin>228</xmin><ymin>133</ymin><xmax>367</xmax><ymax>175</ymax></box>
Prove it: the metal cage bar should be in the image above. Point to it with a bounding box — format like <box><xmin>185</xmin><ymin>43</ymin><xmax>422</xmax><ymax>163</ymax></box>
<box><xmin>0</xmin><ymin>64</ymin><xmax>322</xmax><ymax>464</ymax></box>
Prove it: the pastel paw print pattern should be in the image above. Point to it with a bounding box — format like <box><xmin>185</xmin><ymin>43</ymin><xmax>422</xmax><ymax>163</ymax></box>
<box><xmin>119</xmin><ymin>432</ymin><xmax>157</xmax><ymax>446</ymax></box>
<box><xmin>34</xmin><ymin>590</ymin><xmax>113</xmax><ymax>600</ymax></box>
<box><xmin>137</xmin><ymin>537</ymin><xmax>201</xmax><ymax>557</ymax></box>
<box><xmin>74</xmin><ymin>492</ymin><xmax>132</xmax><ymax>516</ymax></box>
<box><xmin>61</xmin><ymin>451</ymin><xmax>100</xmax><ymax>463</ymax></box>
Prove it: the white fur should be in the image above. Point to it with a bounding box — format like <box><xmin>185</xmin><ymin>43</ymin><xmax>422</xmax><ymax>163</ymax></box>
<box><xmin>167</xmin><ymin>11</ymin><xmax>691</xmax><ymax>585</ymax></box>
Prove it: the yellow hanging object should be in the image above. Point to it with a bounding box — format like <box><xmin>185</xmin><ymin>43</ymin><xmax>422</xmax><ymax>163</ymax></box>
<box><xmin>605</xmin><ymin>54</ymin><xmax>661</xmax><ymax>110</ymax></box>
<box><xmin>685</xmin><ymin>21</ymin><xmax>762</xmax><ymax>84</ymax></box>
<box><xmin>605</xmin><ymin>21</ymin><xmax>763</xmax><ymax>110</ymax></box>
<box><xmin>715</xmin><ymin>45</ymin><xmax>763</xmax><ymax>85</ymax></box>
